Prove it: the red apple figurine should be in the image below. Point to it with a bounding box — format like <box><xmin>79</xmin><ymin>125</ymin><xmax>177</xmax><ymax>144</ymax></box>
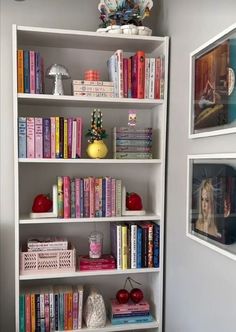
<box><xmin>116</xmin><ymin>289</ymin><xmax>129</xmax><ymax>304</ymax></box>
<box><xmin>126</xmin><ymin>192</ymin><xmax>143</xmax><ymax>211</ymax></box>
<box><xmin>130</xmin><ymin>288</ymin><xmax>144</xmax><ymax>303</ymax></box>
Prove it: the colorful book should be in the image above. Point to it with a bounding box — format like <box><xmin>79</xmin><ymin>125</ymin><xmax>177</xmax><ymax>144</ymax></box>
<box><xmin>17</xmin><ymin>49</ymin><xmax>24</xmax><ymax>93</ymax></box>
<box><xmin>111</xmin><ymin>314</ymin><xmax>153</xmax><ymax>325</ymax></box>
<box><xmin>35</xmin><ymin>117</ymin><xmax>43</xmax><ymax>158</ymax></box>
<box><xmin>18</xmin><ymin>117</ymin><xmax>27</xmax><ymax>158</ymax></box>
<box><xmin>29</xmin><ymin>50</ymin><xmax>35</xmax><ymax>93</ymax></box>
<box><xmin>57</xmin><ymin>176</ymin><xmax>64</xmax><ymax>218</ymax></box>
<box><xmin>23</xmin><ymin>50</ymin><xmax>30</xmax><ymax>93</ymax></box>
<box><xmin>26</xmin><ymin>117</ymin><xmax>35</xmax><ymax>158</ymax></box>
<box><xmin>63</xmin><ymin>176</ymin><xmax>71</xmax><ymax>218</ymax></box>
<box><xmin>136</xmin><ymin>50</ymin><xmax>145</xmax><ymax>99</ymax></box>
<box><xmin>43</xmin><ymin>118</ymin><xmax>51</xmax><ymax>158</ymax></box>
<box><xmin>50</xmin><ymin>117</ymin><xmax>56</xmax><ymax>158</ymax></box>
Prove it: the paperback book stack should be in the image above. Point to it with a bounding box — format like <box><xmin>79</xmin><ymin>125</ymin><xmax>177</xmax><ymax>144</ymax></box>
<box><xmin>72</xmin><ymin>80</ymin><xmax>114</xmax><ymax>98</ymax></box>
<box><xmin>57</xmin><ymin>176</ymin><xmax>122</xmax><ymax>218</ymax></box>
<box><xmin>19</xmin><ymin>284</ymin><xmax>83</xmax><ymax>331</ymax></box>
<box><xmin>113</xmin><ymin>127</ymin><xmax>153</xmax><ymax>159</ymax></box>
<box><xmin>79</xmin><ymin>254</ymin><xmax>116</xmax><ymax>271</ymax></box>
<box><xmin>110</xmin><ymin>299</ymin><xmax>154</xmax><ymax>325</ymax></box>
<box><xmin>17</xmin><ymin>49</ymin><xmax>45</xmax><ymax>94</ymax></box>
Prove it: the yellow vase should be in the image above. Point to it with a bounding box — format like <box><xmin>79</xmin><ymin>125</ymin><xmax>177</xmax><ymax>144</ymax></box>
<box><xmin>87</xmin><ymin>140</ymin><xmax>108</xmax><ymax>159</ymax></box>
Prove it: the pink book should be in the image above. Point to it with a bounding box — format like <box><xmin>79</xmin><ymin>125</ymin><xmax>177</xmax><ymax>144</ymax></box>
<box><xmin>155</xmin><ymin>57</ymin><xmax>161</xmax><ymax>99</ymax></box>
<box><xmin>25</xmin><ymin>293</ymin><xmax>31</xmax><ymax>332</ymax></box>
<box><xmin>94</xmin><ymin>178</ymin><xmax>101</xmax><ymax>217</ymax></box>
<box><xmin>83</xmin><ymin>177</ymin><xmax>90</xmax><ymax>218</ymax></box>
<box><xmin>75</xmin><ymin>178</ymin><xmax>81</xmax><ymax>218</ymax></box>
<box><xmin>72</xmin><ymin>290</ymin><xmax>78</xmax><ymax>329</ymax></box>
<box><xmin>72</xmin><ymin>119</ymin><xmax>77</xmax><ymax>159</ymax></box>
<box><xmin>63</xmin><ymin>176</ymin><xmax>71</xmax><ymax>218</ymax></box>
<box><xmin>79</xmin><ymin>264</ymin><xmax>116</xmax><ymax>271</ymax></box>
<box><xmin>123</xmin><ymin>58</ymin><xmax>128</xmax><ymax>98</ymax></box>
<box><xmin>44</xmin><ymin>293</ymin><xmax>50</xmax><ymax>332</ymax></box>
<box><xmin>80</xmin><ymin>254</ymin><xmax>116</xmax><ymax>264</ymax></box>
<box><xmin>35</xmin><ymin>117</ymin><xmax>43</xmax><ymax>158</ymax></box>
<box><xmin>131</xmin><ymin>54</ymin><xmax>137</xmax><ymax>98</ymax></box>
<box><xmin>27</xmin><ymin>117</ymin><xmax>35</xmax><ymax>158</ymax></box>
<box><xmin>76</xmin><ymin>117</ymin><xmax>82</xmax><ymax>158</ymax></box>
<box><xmin>89</xmin><ymin>177</ymin><xmax>95</xmax><ymax>218</ymax></box>
<box><xmin>50</xmin><ymin>117</ymin><xmax>56</xmax><ymax>158</ymax></box>
<box><xmin>29</xmin><ymin>50</ymin><xmax>35</xmax><ymax>93</ymax></box>
<box><xmin>105</xmin><ymin>176</ymin><xmax>112</xmax><ymax>217</ymax></box>
<box><xmin>111</xmin><ymin>299</ymin><xmax>150</xmax><ymax>313</ymax></box>
<box><xmin>67</xmin><ymin>117</ymin><xmax>73</xmax><ymax>159</ymax></box>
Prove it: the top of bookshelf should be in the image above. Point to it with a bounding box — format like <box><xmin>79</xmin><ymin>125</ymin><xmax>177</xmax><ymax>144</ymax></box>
<box><xmin>15</xmin><ymin>25</ymin><xmax>168</xmax><ymax>53</ymax></box>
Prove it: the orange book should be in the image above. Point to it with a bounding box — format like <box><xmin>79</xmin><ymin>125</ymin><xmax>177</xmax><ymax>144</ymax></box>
<box><xmin>136</xmin><ymin>50</ymin><xmax>145</xmax><ymax>99</ymax></box>
<box><xmin>25</xmin><ymin>293</ymin><xmax>31</xmax><ymax>332</ymax></box>
<box><xmin>17</xmin><ymin>49</ymin><xmax>24</xmax><ymax>93</ymax></box>
<box><xmin>67</xmin><ymin>292</ymin><xmax>73</xmax><ymax>330</ymax></box>
<box><xmin>31</xmin><ymin>293</ymin><xmax>36</xmax><ymax>332</ymax></box>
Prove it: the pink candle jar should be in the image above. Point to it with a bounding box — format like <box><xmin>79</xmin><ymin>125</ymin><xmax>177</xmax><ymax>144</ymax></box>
<box><xmin>89</xmin><ymin>231</ymin><xmax>103</xmax><ymax>259</ymax></box>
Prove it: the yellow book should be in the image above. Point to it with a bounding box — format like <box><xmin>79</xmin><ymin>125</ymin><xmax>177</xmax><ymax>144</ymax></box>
<box><xmin>64</xmin><ymin>118</ymin><xmax>68</xmax><ymax>159</ymax></box>
<box><xmin>55</xmin><ymin>116</ymin><xmax>60</xmax><ymax>158</ymax></box>
<box><xmin>122</xmin><ymin>224</ymin><xmax>128</xmax><ymax>269</ymax></box>
<box><xmin>67</xmin><ymin>292</ymin><xmax>73</xmax><ymax>330</ymax></box>
<box><xmin>57</xmin><ymin>175</ymin><xmax>64</xmax><ymax>218</ymax></box>
<box><xmin>17</xmin><ymin>49</ymin><xmax>24</xmax><ymax>93</ymax></box>
<box><xmin>31</xmin><ymin>293</ymin><xmax>36</xmax><ymax>332</ymax></box>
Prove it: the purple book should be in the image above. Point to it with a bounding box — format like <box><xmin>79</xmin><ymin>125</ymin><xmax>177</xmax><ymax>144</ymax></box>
<box><xmin>43</xmin><ymin>118</ymin><xmax>51</xmax><ymax>158</ymax></box>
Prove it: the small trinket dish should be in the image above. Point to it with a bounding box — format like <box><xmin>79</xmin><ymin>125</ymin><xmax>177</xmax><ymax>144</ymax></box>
<box><xmin>121</xmin><ymin>24</ymin><xmax>138</xmax><ymax>35</ymax></box>
<box><xmin>107</xmin><ymin>25</ymin><xmax>122</xmax><ymax>34</ymax></box>
<box><xmin>137</xmin><ymin>26</ymin><xmax>152</xmax><ymax>36</ymax></box>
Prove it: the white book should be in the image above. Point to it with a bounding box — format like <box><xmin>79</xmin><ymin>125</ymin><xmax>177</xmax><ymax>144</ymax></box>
<box><xmin>131</xmin><ymin>224</ymin><xmax>137</xmax><ymax>269</ymax></box>
<box><xmin>115</xmin><ymin>179</ymin><xmax>122</xmax><ymax>217</ymax></box>
<box><xmin>116</xmin><ymin>224</ymin><xmax>122</xmax><ymax>270</ymax></box>
<box><xmin>144</xmin><ymin>58</ymin><xmax>150</xmax><ymax>99</ymax></box>
<box><xmin>77</xmin><ymin>285</ymin><xmax>84</xmax><ymax>329</ymax></box>
<box><xmin>115</xmin><ymin>49</ymin><xmax>124</xmax><ymax>98</ymax></box>
<box><xmin>149</xmin><ymin>58</ymin><xmax>156</xmax><ymax>99</ymax></box>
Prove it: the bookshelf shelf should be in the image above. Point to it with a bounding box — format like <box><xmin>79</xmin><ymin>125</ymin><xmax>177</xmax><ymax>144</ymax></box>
<box><xmin>19</xmin><ymin>267</ymin><xmax>160</xmax><ymax>281</ymax></box>
<box><xmin>18</xmin><ymin>93</ymin><xmax>163</xmax><ymax>109</ymax></box>
<box><xmin>13</xmin><ymin>24</ymin><xmax>169</xmax><ymax>332</ymax></box>
<box><xmin>19</xmin><ymin>158</ymin><xmax>162</xmax><ymax>164</ymax></box>
<box><xmin>19</xmin><ymin>213</ymin><xmax>161</xmax><ymax>224</ymax></box>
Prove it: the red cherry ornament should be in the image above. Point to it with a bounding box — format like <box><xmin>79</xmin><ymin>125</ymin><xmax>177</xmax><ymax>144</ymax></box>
<box><xmin>126</xmin><ymin>192</ymin><xmax>143</xmax><ymax>211</ymax></box>
<box><xmin>32</xmin><ymin>194</ymin><xmax>53</xmax><ymax>213</ymax></box>
<box><xmin>116</xmin><ymin>289</ymin><xmax>129</xmax><ymax>304</ymax></box>
<box><xmin>130</xmin><ymin>288</ymin><xmax>144</xmax><ymax>303</ymax></box>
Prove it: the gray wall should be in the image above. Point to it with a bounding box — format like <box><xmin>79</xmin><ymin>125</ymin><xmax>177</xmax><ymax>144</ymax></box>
<box><xmin>156</xmin><ymin>1</ymin><xmax>236</xmax><ymax>332</ymax></box>
<box><xmin>1</xmin><ymin>0</ymin><xmax>236</xmax><ymax>331</ymax></box>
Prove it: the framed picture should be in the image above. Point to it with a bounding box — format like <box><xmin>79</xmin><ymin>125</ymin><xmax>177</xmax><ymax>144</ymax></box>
<box><xmin>189</xmin><ymin>23</ymin><xmax>236</xmax><ymax>138</ymax></box>
<box><xmin>187</xmin><ymin>154</ymin><xmax>236</xmax><ymax>260</ymax></box>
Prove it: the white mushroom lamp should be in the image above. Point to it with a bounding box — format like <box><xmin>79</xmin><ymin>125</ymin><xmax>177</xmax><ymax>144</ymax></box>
<box><xmin>46</xmin><ymin>64</ymin><xmax>70</xmax><ymax>95</ymax></box>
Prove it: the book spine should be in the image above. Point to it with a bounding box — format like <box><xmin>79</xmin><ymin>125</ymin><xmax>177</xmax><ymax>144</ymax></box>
<box><xmin>73</xmin><ymin>85</ymin><xmax>114</xmax><ymax>92</ymax></box>
<box><xmin>40</xmin><ymin>57</ymin><xmax>45</xmax><ymax>94</ymax></box>
<box><xmin>72</xmin><ymin>119</ymin><xmax>77</xmax><ymax>159</ymax></box>
<box><xmin>111</xmin><ymin>178</ymin><xmax>116</xmax><ymax>217</ymax></box>
<box><xmin>27</xmin><ymin>117</ymin><xmax>35</xmax><ymax>158</ymax></box>
<box><xmin>59</xmin><ymin>293</ymin><xmax>64</xmax><ymax>330</ymax></box>
<box><xmin>29</xmin><ymin>50</ymin><xmax>36</xmax><ymax>93</ymax></box>
<box><xmin>55</xmin><ymin>117</ymin><xmax>60</xmax><ymax>158</ymax></box>
<box><xmin>67</xmin><ymin>117</ymin><xmax>73</xmax><ymax>159</ymax></box>
<box><xmin>136</xmin><ymin>50</ymin><xmax>145</xmax><ymax>99</ymax></box>
<box><xmin>73</xmin><ymin>91</ymin><xmax>114</xmax><ymax>97</ymax></box>
<box><xmin>105</xmin><ymin>176</ymin><xmax>112</xmax><ymax>217</ymax></box>
<box><xmin>19</xmin><ymin>294</ymin><xmax>25</xmax><ymax>332</ymax></box>
<box><xmin>50</xmin><ymin>117</ymin><xmax>56</xmax><ymax>158</ymax></box>
<box><xmin>72</xmin><ymin>291</ymin><xmax>78</xmax><ymax>330</ymax></box>
<box><xmin>35</xmin><ymin>117</ymin><xmax>43</xmax><ymax>158</ymax></box>
<box><xmin>64</xmin><ymin>293</ymin><xmax>68</xmax><ymax>330</ymax></box>
<box><xmin>63</xmin><ymin>118</ymin><xmax>68</xmax><ymax>159</ymax></box>
<box><xmin>63</xmin><ymin>176</ymin><xmax>71</xmax><ymax>218</ymax></box>
<box><xmin>17</xmin><ymin>49</ymin><xmax>24</xmax><ymax>93</ymax></box>
<box><xmin>76</xmin><ymin>117</ymin><xmax>82</xmax><ymax>158</ymax></box>
<box><xmin>115</xmin><ymin>179</ymin><xmax>122</xmax><ymax>217</ymax></box>
<box><xmin>75</xmin><ymin>178</ymin><xmax>81</xmax><ymax>218</ymax></box>
<box><xmin>155</xmin><ymin>57</ymin><xmax>161</xmax><ymax>99</ymax></box>
<box><xmin>116</xmin><ymin>139</ymin><xmax>152</xmax><ymax>147</ymax></box>
<box><xmin>70</xmin><ymin>178</ymin><xmax>76</xmax><ymax>218</ymax></box>
<box><xmin>123</xmin><ymin>58</ymin><xmax>128</xmax><ymax>98</ymax></box>
<box><xmin>83</xmin><ymin>177</ymin><xmax>90</xmax><ymax>218</ymax></box>
<box><xmin>107</xmin><ymin>54</ymin><xmax>118</xmax><ymax>97</ymax></box>
<box><xmin>54</xmin><ymin>294</ymin><xmax>59</xmax><ymax>331</ymax></box>
<box><xmin>115</xmin><ymin>49</ymin><xmax>124</xmax><ymax>98</ymax></box>
<box><xmin>95</xmin><ymin>177</ymin><xmax>101</xmax><ymax>217</ymax></box>
<box><xmin>89</xmin><ymin>176</ymin><xmax>95</xmax><ymax>218</ymax></box>
<box><xmin>116</xmin><ymin>224</ymin><xmax>122</xmax><ymax>270</ymax></box>
<box><xmin>122</xmin><ymin>224</ymin><xmax>128</xmax><ymax>269</ymax></box>
<box><xmin>79</xmin><ymin>264</ymin><xmax>116</xmax><ymax>270</ymax></box>
<box><xmin>25</xmin><ymin>293</ymin><xmax>31</xmax><ymax>332</ymax></box>
<box><xmin>149</xmin><ymin>58</ymin><xmax>156</xmax><ymax>99</ymax></box>
<box><xmin>112</xmin><ymin>310</ymin><xmax>150</xmax><ymax>318</ymax></box>
<box><xmin>131</xmin><ymin>224</ymin><xmax>137</xmax><ymax>268</ymax></box>
<box><xmin>35</xmin><ymin>294</ymin><xmax>41</xmax><ymax>332</ymax></box>
<box><xmin>137</xmin><ymin>226</ymin><xmax>142</xmax><ymax>268</ymax></box>
<box><xmin>35</xmin><ymin>52</ymin><xmax>41</xmax><ymax>94</ymax></box>
<box><xmin>78</xmin><ymin>288</ymin><xmax>83</xmax><ymax>329</ymax></box>
<box><xmin>160</xmin><ymin>55</ymin><xmax>165</xmax><ymax>99</ymax></box>
<box><xmin>23</xmin><ymin>50</ymin><xmax>30</xmax><ymax>93</ymax></box>
<box><xmin>153</xmin><ymin>222</ymin><xmax>160</xmax><ymax>267</ymax></box>
<box><xmin>57</xmin><ymin>176</ymin><xmax>64</xmax><ymax>218</ymax></box>
<box><xmin>40</xmin><ymin>293</ymin><xmax>45</xmax><ymax>332</ymax></box>
<box><xmin>144</xmin><ymin>57</ymin><xmax>150</xmax><ymax>99</ymax></box>
<box><xmin>141</xmin><ymin>226</ymin><xmax>148</xmax><ymax>268</ymax></box>
<box><xmin>18</xmin><ymin>117</ymin><xmax>27</xmax><ymax>158</ymax></box>
<box><xmin>67</xmin><ymin>292</ymin><xmax>73</xmax><ymax>330</ymax></box>
<box><xmin>43</xmin><ymin>118</ymin><xmax>51</xmax><ymax>158</ymax></box>
<box><xmin>73</xmin><ymin>80</ymin><xmax>114</xmax><ymax>86</ymax></box>
<box><xmin>59</xmin><ymin>117</ymin><xmax>64</xmax><ymax>158</ymax></box>
<box><xmin>31</xmin><ymin>293</ymin><xmax>36</xmax><ymax>332</ymax></box>
<box><xmin>49</xmin><ymin>292</ymin><xmax>55</xmax><ymax>331</ymax></box>
<box><xmin>127</xmin><ymin>57</ymin><xmax>132</xmax><ymax>98</ymax></box>
<box><xmin>115</xmin><ymin>152</ymin><xmax>152</xmax><ymax>159</ymax></box>
<box><xmin>131</xmin><ymin>54</ymin><xmax>137</xmax><ymax>98</ymax></box>
<box><xmin>80</xmin><ymin>178</ymin><xmax>84</xmax><ymax>218</ymax></box>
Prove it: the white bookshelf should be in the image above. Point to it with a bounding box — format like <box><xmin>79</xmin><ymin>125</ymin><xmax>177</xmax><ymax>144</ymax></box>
<box><xmin>13</xmin><ymin>25</ymin><xmax>169</xmax><ymax>331</ymax></box>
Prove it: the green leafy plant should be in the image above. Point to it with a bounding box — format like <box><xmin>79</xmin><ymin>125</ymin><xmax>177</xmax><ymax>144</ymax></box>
<box><xmin>86</xmin><ymin>109</ymin><xmax>108</xmax><ymax>143</ymax></box>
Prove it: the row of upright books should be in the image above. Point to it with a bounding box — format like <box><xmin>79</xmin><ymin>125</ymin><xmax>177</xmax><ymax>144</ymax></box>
<box><xmin>19</xmin><ymin>285</ymin><xmax>83</xmax><ymax>332</ymax></box>
<box><xmin>110</xmin><ymin>222</ymin><xmax>160</xmax><ymax>270</ymax></box>
<box><xmin>17</xmin><ymin>49</ymin><xmax>45</xmax><ymax>94</ymax></box>
<box><xmin>107</xmin><ymin>49</ymin><xmax>165</xmax><ymax>99</ymax></box>
<box><xmin>113</xmin><ymin>126</ymin><xmax>153</xmax><ymax>159</ymax></box>
<box><xmin>57</xmin><ymin>176</ymin><xmax>122</xmax><ymax>218</ymax></box>
<box><xmin>18</xmin><ymin>117</ymin><xmax>82</xmax><ymax>159</ymax></box>
<box><xmin>110</xmin><ymin>299</ymin><xmax>153</xmax><ymax>325</ymax></box>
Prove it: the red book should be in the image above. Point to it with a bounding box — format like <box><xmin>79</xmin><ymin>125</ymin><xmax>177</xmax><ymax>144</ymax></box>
<box><xmin>25</xmin><ymin>293</ymin><xmax>31</xmax><ymax>332</ymax></box>
<box><xmin>63</xmin><ymin>176</ymin><xmax>71</xmax><ymax>218</ymax></box>
<box><xmin>111</xmin><ymin>299</ymin><xmax>150</xmax><ymax>313</ymax></box>
<box><xmin>123</xmin><ymin>58</ymin><xmax>128</xmax><ymax>98</ymax></box>
<box><xmin>80</xmin><ymin>254</ymin><xmax>115</xmax><ymax>265</ymax></box>
<box><xmin>127</xmin><ymin>58</ymin><xmax>132</xmax><ymax>98</ymax></box>
<box><xmin>155</xmin><ymin>57</ymin><xmax>161</xmax><ymax>99</ymax></box>
<box><xmin>136</xmin><ymin>51</ymin><xmax>145</xmax><ymax>99</ymax></box>
<box><xmin>79</xmin><ymin>264</ymin><xmax>116</xmax><ymax>271</ymax></box>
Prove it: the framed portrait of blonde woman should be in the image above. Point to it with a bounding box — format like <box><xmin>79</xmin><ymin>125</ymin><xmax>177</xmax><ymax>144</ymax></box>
<box><xmin>187</xmin><ymin>154</ymin><xmax>236</xmax><ymax>261</ymax></box>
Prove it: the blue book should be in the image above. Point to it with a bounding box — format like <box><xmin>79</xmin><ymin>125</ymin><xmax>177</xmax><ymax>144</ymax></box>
<box><xmin>23</xmin><ymin>50</ymin><xmax>30</xmax><ymax>93</ymax></box>
<box><xmin>111</xmin><ymin>314</ymin><xmax>154</xmax><ymax>325</ymax></box>
<box><xmin>19</xmin><ymin>294</ymin><xmax>25</xmax><ymax>332</ymax></box>
<box><xmin>18</xmin><ymin>117</ymin><xmax>27</xmax><ymax>158</ymax></box>
<box><xmin>137</xmin><ymin>226</ymin><xmax>142</xmax><ymax>268</ymax></box>
<box><xmin>59</xmin><ymin>292</ymin><xmax>64</xmax><ymax>330</ymax></box>
<box><xmin>153</xmin><ymin>223</ymin><xmax>160</xmax><ymax>268</ymax></box>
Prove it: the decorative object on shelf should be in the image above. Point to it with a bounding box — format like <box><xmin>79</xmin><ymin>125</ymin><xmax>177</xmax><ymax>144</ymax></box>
<box><xmin>116</xmin><ymin>277</ymin><xmax>144</xmax><ymax>304</ymax></box>
<box><xmin>84</xmin><ymin>69</ymin><xmax>100</xmax><ymax>81</ymax></box>
<box><xmin>88</xmin><ymin>231</ymin><xmax>103</xmax><ymax>259</ymax></box>
<box><xmin>86</xmin><ymin>109</ymin><xmax>108</xmax><ymax>159</ymax></box>
<box><xmin>122</xmin><ymin>186</ymin><xmax>145</xmax><ymax>215</ymax></box>
<box><xmin>46</xmin><ymin>64</ymin><xmax>70</xmax><ymax>95</ymax></box>
<box><xmin>128</xmin><ymin>109</ymin><xmax>137</xmax><ymax>126</ymax></box>
<box><xmin>30</xmin><ymin>185</ymin><xmax>58</xmax><ymax>219</ymax></box>
<box><xmin>83</xmin><ymin>287</ymin><xmax>106</xmax><ymax>328</ymax></box>
<box><xmin>97</xmin><ymin>0</ymin><xmax>153</xmax><ymax>35</ymax></box>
